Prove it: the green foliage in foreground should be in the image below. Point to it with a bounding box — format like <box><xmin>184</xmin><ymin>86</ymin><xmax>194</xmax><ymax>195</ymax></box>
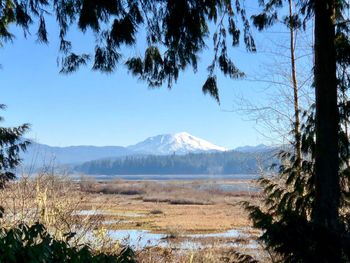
<box><xmin>0</xmin><ymin>222</ymin><xmax>136</xmax><ymax>263</ymax></box>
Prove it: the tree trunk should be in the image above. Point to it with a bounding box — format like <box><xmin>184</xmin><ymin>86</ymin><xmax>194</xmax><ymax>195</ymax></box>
<box><xmin>313</xmin><ymin>0</ymin><xmax>340</xmax><ymax>256</ymax></box>
<box><xmin>288</xmin><ymin>0</ymin><xmax>301</xmax><ymax>172</ymax></box>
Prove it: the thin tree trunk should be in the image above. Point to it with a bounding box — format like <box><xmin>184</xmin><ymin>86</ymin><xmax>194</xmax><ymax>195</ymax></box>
<box><xmin>288</xmin><ymin>0</ymin><xmax>301</xmax><ymax>172</ymax></box>
<box><xmin>313</xmin><ymin>0</ymin><xmax>340</xmax><ymax>258</ymax></box>
<box><xmin>341</xmin><ymin>68</ymin><xmax>350</xmax><ymax>169</ymax></box>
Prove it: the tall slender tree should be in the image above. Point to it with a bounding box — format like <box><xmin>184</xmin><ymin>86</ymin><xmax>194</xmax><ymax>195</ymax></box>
<box><xmin>288</xmin><ymin>0</ymin><xmax>302</xmax><ymax>174</ymax></box>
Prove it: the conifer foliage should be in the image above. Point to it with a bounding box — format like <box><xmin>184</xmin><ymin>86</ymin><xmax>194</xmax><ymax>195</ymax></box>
<box><xmin>0</xmin><ymin>0</ymin><xmax>255</xmax><ymax>103</ymax></box>
<box><xmin>0</xmin><ymin>223</ymin><xmax>136</xmax><ymax>263</ymax></box>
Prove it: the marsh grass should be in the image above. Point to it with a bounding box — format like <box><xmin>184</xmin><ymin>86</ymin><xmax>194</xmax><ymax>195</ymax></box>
<box><xmin>77</xmin><ymin>178</ymin><xmax>257</xmax><ymax>233</ymax></box>
<box><xmin>136</xmin><ymin>245</ymin><xmax>269</xmax><ymax>263</ymax></box>
<box><xmin>80</xmin><ymin>179</ymin><xmax>257</xmax><ymax>206</ymax></box>
<box><xmin>1</xmin><ymin>173</ymin><xmax>267</xmax><ymax>261</ymax></box>
<box><xmin>0</xmin><ymin>172</ymin><xmax>111</xmax><ymax>248</ymax></box>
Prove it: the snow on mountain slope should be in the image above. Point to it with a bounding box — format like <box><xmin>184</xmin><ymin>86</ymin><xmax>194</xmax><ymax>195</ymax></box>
<box><xmin>127</xmin><ymin>132</ymin><xmax>227</xmax><ymax>155</ymax></box>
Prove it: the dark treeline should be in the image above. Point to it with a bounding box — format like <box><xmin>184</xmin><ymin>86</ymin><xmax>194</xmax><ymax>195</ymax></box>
<box><xmin>75</xmin><ymin>150</ymin><xmax>277</xmax><ymax>175</ymax></box>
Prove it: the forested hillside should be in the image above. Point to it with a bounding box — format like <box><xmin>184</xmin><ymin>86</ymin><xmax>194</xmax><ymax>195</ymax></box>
<box><xmin>75</xmin><ymin>150</ymin><xmax>278</xmax><ymax>175</ymax></box>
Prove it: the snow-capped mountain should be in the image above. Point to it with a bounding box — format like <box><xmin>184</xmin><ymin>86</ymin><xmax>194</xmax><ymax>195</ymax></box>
<box><xmin>127</xmin><ymin>132</ymin><xmax>227</xmax><ymax>155</ymax></box>
<box><xmin>21</xmin><ymin>132</ymin><xmax>228</xmax><ymax>166</ymax></box>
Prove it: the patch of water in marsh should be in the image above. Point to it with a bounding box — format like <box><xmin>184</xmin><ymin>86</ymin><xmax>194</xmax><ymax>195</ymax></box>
<box><xmin>107</xmin><ymin>228</ymin><xmax>257</xmax><ymax>250</ymax></box>
<box><xmin>187</xmin><ymin>229</ymin><xmax>248</xmax><ymax>238</ymax></box>
<box><xmin>108</xmin><ymin>229</ymin><xmax>167</xmax><ymax>248</ymax></box>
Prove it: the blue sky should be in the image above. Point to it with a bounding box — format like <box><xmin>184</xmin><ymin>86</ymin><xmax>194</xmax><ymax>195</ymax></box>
<box><xmin>0</xmin><ymin>13</ymin><xmax>298</xmax><ymax>149</ymax></box>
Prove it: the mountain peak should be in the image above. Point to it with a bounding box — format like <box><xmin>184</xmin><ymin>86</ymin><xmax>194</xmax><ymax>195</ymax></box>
<box><xmin>173</xmin><ymin>131</ymin><xmax>190</xmax><ymax>136</ymax></box>
<box><xmin>127</xmin><ymin>132</ymin><xmax>227</xmax><ymax>155</ymax></box>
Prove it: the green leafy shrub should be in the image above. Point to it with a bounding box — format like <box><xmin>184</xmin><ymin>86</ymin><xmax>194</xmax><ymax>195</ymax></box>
<box><xmin>0</xmin><ymin>222</ymin><xmax>136</xmax><ymax>263</ymax></box>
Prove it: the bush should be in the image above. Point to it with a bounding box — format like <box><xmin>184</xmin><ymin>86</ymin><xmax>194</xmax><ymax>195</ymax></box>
<box><xmin>0</xmin><ymin>222</ymin><xmax>136</xmax><ymax>263</ymax></box>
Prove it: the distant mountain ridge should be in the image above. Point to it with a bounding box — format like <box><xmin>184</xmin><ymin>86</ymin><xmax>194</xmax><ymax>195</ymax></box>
<box><xmin>20</xmin><ymin>133</ymin><xmax>273</xmax><ymax>170</ymax></box>
<box><xmin>234</xmin><ymin>144</ymin><xmax>272</xmax><ymax>153</ymax></box>
<box><xmin>21</xmin><ymin>143</ymin><xmax>132</xmax><ymax>165</ymax></box>
<box><xmin>21</xmin><ymin>132</ymin><xmax>228</xmax><ymax>166</ymax></box>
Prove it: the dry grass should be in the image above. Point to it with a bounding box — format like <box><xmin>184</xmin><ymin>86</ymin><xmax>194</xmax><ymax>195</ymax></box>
<box><xmin>136</xmin><ymin>245</ymin><xmax>270</xmax><ymax>263</ymax></box>
<box><xmin>78</xmin><ymin>179</ymin><xmax>259</xmax><ymax>233</ymax></box>
<box><xmin>0</xmin><ymin>173</ymin><xmax>106</xmax><ymax>246</ymax></box>
<box><xmin>136</xmin><ymin>247</ymin><xmax>229</xmax><ymax>263</ymax></box>
<box><xmin>1</xmin><ymin>174</ymin><xmax>268</xmax><ymax>261</ymax></box>
<box><xmin>1</xmin><ymin>175</ymin><xmax>258</xmax><ymax>234</ymax></box>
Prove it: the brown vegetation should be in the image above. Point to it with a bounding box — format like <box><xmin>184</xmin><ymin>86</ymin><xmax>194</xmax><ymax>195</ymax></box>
<box><xmin>0</xmin><ymin>173</ymin><xmax>109</xmax><ymax>248</ymax></box>
<box><xmin>76</xmin><ymin>178</ymin><xmax>260</xmax><ymax>233</ymax></box>
<box><xmin>0</xmin><ymin>174</ymin><xmax>267</xmax><ymax>261</ymax></box>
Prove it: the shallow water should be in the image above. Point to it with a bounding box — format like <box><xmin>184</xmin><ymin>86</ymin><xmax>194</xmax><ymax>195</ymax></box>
<box><xmin>107</xmin><ymin>228</ymin><xmax>255</xmax><ymax>250</ymax></box>
<box><xmin>187</xmin><ymin>229</ymin><xmax>248</xmax><ymax>238</ymax></box>
<box><xmin>108</xmin><ymin>229</ymin><xmax>167</xmax><ymax>248</ymax></box>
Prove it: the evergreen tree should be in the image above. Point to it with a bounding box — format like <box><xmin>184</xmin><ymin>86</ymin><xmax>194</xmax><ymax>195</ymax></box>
<box><xmin>0</xmin><ymin>104</ymin><xmax>30</xmax><ymax>217</ymax></box>
<box><xmin>244</xmin><ymin>1</ymin><xmax>350</xmax><ymax>261</ymax></box>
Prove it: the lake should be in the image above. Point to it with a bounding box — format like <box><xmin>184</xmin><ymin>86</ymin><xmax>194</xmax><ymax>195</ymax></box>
<box><xmin>82</xmin><ymin>174</ymin><xmax>259</xmax><ymax>181</ymax></box>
